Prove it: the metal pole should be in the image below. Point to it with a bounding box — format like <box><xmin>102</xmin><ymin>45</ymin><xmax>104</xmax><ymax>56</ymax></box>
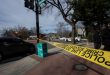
<box><xmin>35</xmin><ymin>0</ymin><xmax>39</xmax><ymax>43</ymax></box>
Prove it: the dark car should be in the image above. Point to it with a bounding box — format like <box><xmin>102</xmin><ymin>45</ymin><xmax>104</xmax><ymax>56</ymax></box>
<box><xmin>0</xmin><ymin>37</ymin><xmax>36</xmax><ymax>61</ymax></box>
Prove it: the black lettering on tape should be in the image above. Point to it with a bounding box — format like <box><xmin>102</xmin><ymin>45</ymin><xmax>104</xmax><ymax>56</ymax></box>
<box><xmin>85</xmin><ymin>49</ymin><xmax>94</xmax><ymax>58</ymax></box>
<box><xmin>91</xmin><ymin>50</ymin><xmax>99</xmax><ymax>61</ymax></box>
<box><xmin>77</xmin><ymin>47</ymin><xmax>84</xmax><ymax>55</ymax></box>
<box><xmin>97</xmin><ymin>57</ymin><xmax>105</xmax><ymax>63</ymax></box>
<box><xmin>81</xmin><ymin>49</ymin><xmax>102</xmax><ymax>60</ymax></box>
<box><xmin>65</xmin><ymin>45</ymin><xmax>75</xmax><ymax>52</ymax></box>
<box><xmin>98</xmin><ymin>51</ymin><xmax>104</xmax><ymax>56</ymax></box>
<box><xmin>89</xmin><ymin>50</ymin><xmax>95</xmax><ymax>59</ymax></box>
<box><xmin>74</xmin><ymin>46</ymin><xmax>79</xmax><ymax>53</ymax></box>
<box><xmin>93</xmin><ymin>51</ymin><xmax>99</xmax><ymax>56</ymax></box>
<box><xmin>87</xmin><ymin>49</ymin><xmax>93</xmax><ymax>58</ymax></box>
<box><xmin>66</xmin><ymin>45</ymin><xmax>84</xmax><ymax>55</ymax></box>
<box><xmin>70</xmin><ymin>46</ymin><xmax>78</xmax><ymax>53</ymax></box>
<box><xmin>94</xmin><ymin>55</ymin><xmax>98</xmax><ymax>61</ymax></box>
<box><xmin>54</xmin><ymin>43</ymin><xmax>110</xmax><ymax>69</ymax></box>
<box><xmin>72</xmin><ymin>46</ymin><xmax>84</xmax><ymax>54</ymax></box>
<box><xmin>65</xmin><ymin>46</ymin><xmax>71</xmax><ymax>51</ymax></box>
<box><xmin>85</xmin><ymin>52</ymin><xmax>91</xmax><ymax>58</ymax></box>
<box><xmin>105</xmin><ymin>61</ymin><xmax>110</xmax><ymax>66</ymax></box>
<box><xmin>81</xmin><ymin>49</ymin><xmax>87</xmax><ymax>56</ymax></box>
<box><xmin>81</xmin><ymin>49</ymin><xmax>92</xmax><ymax>58</ymax></box>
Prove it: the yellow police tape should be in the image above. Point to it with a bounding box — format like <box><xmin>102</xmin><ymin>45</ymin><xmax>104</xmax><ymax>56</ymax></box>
<box><xmin>52</xmin><ymin>42</ymin><xmax>110</xmax><ymax>70</ymax></box>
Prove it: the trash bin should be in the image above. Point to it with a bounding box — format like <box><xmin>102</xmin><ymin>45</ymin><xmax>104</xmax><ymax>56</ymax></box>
<box><xmin>36</xmin><ymin>43</ymin><xmax>48</xmax><ymax>58</ymax></box>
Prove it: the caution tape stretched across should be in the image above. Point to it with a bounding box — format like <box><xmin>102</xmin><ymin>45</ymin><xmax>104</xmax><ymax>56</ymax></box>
<box><xmin>52</xmin><ymin>42</ymin><xmax>110</xmax><ymax>70</ymax></box>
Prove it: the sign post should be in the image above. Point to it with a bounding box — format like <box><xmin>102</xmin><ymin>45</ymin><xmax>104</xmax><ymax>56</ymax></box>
<box><xmin>24</xmin><ymin>0</ymin><xmax>47</xmax><ymax>56</ymax></box>
<box><xmin>35</xmin><ymin>0</ymin><xmax>40</xmax><ymax>43</ymax></box>
<box><xmin>35</xmin><ymin>0</ymin><xmax>46</xmax><ymax>42</ymax></box>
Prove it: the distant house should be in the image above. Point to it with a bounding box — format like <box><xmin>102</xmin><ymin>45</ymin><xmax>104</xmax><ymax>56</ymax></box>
<box><xmin>47</xmin><ymin>33</ymin><xmax>59</xmax><ymax>38</ymax></box>
<box><xmin>29</xmin><ymin>34</ymin><xmax>46</xmax><ymax>40</ymax></box>
<box><xmin>75</xmin><ymin>21</ymin><xmax>86</xmax><ymax>37</ymax></box>
<box><xmin>29</xmin><ymin>35</ymin><xmax>37</xmax><ymax>39</ymax></box>
<box><xmin>76</xmin><ymin>26</ymin><xmax>86</xmax><ymax>37</ymax></box>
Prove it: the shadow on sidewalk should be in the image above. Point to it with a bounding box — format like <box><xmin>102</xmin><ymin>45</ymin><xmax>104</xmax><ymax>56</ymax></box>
<box><xmin>47</xmin><ymin>51</ymin><xmax>61</xmax><ymax>57</ymax></box>
<box><xmin>0</xmin><ymin>55</ymin><xmax>29</xmax><ymax>64</ymax></box>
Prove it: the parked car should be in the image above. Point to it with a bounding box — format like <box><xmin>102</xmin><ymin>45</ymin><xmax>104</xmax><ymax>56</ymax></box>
<box><xmin>66</xmin><ymin>38</ymin><xmax>72</xmax><ymax>42</ymax></box>
<box><xmin>75</xmin><ymin>37</ymin><xmax>81</xmax><ymax>42</ymax></box>
<box><xmin>59</xmin><ymin>37</ymin><xmax>67</xmax><ymax>41</ymax></box>
<box><xmin>0</xmin><ymin>37</ymin><xmax>36</xmax><ymax>61</ymax></box>
<box><xmin>59</xmin><ymin>37</ymin><xmax>81</xmax><ymax>42</ymax></box>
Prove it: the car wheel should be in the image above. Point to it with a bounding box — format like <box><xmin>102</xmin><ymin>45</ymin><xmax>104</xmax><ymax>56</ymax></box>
<box><xmin>0</xmin><ymin>53</ymin><xmax>3</xmax><ymax>61</ymax></box>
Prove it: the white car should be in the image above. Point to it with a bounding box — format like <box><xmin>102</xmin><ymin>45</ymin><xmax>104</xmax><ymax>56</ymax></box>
<box><xmin>59</xmin><ymin>37</ymin><xmax>81</xmax><ymax>42</ymax></box>
<box><xmin>75</xmin><ymin>37</ymin><xmax>81</xmax><ymax>42</ymax></box>
<box><xmin>59</xmin><ymin>37</ymin><xmax>67</xmax><ymax>41</ymax></box>
<box><xmin>66</xmin><ymin>38</ymin><xmax>72</xmax><ymax>41</ymax></box>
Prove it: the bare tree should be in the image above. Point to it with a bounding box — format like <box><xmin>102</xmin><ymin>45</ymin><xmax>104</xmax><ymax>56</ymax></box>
<box><xmin>2</xmin><ymin>27</ymin><xmax>16</xmax><ymax>37</ymax></box>
<box><xmin>2</xmin><ymin>26</ymin><xmax>30</xmax><ymax>39</ymax></box>
<box><xmin>80</xmin><ymin>27</ymin><xmax>86</xmax><ymax>37</ymax></box>
<box><xmin>45</xmin><ymin>0</ymin><xmax>77</xmax><ymax>43</ymax></box>
<box><xmin>55</xmin><ymin>22</ymin><xmax>64</xmax><ymax>37</ymax></box>
<box><xmin>30</xmin><ymin>26</ymin><xmax>42</xmax><ymax>35</ymax></box>
<box><xmin>16</xmin><ymin>26</ymin><xmax>30</xmax><ymax>39</ymax></box>
<box><xmin>55</xmin><ymin>22</ymin><xmax>71</xmax><ymax>37</ymax></box>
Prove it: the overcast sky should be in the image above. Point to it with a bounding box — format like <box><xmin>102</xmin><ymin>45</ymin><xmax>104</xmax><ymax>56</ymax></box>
<box><xmin>0</xmin><ymin>0</ymin><xmax>68</xmax><ymax>33</ymax></box>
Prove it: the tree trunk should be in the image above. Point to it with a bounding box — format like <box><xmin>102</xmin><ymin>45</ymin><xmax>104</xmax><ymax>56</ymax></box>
<box><xmin>72</xmin><ymin>23</ymin><xmax>76</xmax><ymax>44</ymax></box>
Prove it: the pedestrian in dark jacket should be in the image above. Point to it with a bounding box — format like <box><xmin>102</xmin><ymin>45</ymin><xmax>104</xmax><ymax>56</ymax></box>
<box><xmin>101</xmin><ymin>25</ymin><xmax>110</xmax><ymax>51</ymax></box>
<box><xmin>93</xmin><ymin>29</ymin><xmax>101</xmax><ymax>49</ymax></box>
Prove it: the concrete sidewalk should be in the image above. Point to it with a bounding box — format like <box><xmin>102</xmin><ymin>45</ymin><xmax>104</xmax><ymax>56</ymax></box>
<box><xmin>25</xmin><ymin>49</ymin><xmax>110</xmax><ymax>75</ymax></box>
<box><xmin>24</xmin><ymin>41</ymin><xmax>108</xmax><ymax>75</ymax></box>
<box><xmin>0</xmin><ymin>55</ymin><xmax>40</xmax><ymax>75</ymax></box>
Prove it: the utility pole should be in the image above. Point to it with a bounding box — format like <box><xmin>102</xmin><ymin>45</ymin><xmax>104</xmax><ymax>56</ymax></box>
<box><xmin>35</xmin><ymin>0</ymin><xmax>40</xmax><ymax>43</ymax></box>
<box><xmin>24</xmin><ymin>0</ymin><xmax>46</xmax><ymax>43</ymax></box>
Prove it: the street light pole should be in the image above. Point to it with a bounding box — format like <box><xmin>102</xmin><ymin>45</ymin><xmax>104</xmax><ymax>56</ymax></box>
<box><xmin>35</xmin><ymin>0</ymin><xmax>39</xmax><ymax>43</ymax></box>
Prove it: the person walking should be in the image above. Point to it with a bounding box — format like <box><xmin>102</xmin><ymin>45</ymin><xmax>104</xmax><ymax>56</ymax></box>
<box><xmin>93</xmin><ymin>29</ymin><xmax>101</xmax><ymax>49</ymax></box>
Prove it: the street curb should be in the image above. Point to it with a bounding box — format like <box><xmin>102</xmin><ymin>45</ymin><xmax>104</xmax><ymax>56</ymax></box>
<box><xmin>30</xmin><ymin>54</ymin><xmax>43</xmax><ymax>62</ymax></box>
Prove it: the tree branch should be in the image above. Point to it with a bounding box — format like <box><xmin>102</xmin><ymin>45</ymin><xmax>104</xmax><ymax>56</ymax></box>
<box><xmin>57</xmin><ymin>0</ymin><xmax>64</xmax><ymax>13</ymax></box>
<box><xmin>65</xmin><ymin>6</ymin><xmax>72</xmax><ymax>16</ymax></box>
<box><xmin>47</xmin><ymin>0</ymin><xmax>73</xmax><ymax>26</ymax></box>
<box><xmin>47</xmin><ymin>0</ymin><xmax>59</xmax><ymax>8</ymax></box>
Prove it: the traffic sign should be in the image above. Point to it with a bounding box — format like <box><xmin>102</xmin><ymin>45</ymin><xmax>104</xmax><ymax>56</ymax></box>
<box><xmin>40</xmin><ymin>2</ymin><xmax>46</xmax><ymax>8</ymax></box>
<box><xmin>38</xmin><ymin>0</ymin><xmax>46</xmax><ymax>5</ymax></box>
